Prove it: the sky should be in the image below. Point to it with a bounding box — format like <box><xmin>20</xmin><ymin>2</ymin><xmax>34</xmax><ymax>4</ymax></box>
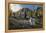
<box><xmin>10</xmin><ymin>4</ymin><xmax>41</xmax><ymax>12</ymax></box>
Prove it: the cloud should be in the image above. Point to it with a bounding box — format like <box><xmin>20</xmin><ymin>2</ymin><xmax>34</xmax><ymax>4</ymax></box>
<box><xmin>10</xmin><ymin>4</ymin><xmax>22</xmax><ymax>12</ymax></box>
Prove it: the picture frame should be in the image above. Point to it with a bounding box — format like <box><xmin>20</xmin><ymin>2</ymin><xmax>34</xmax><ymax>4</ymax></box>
<box><xmin>5</xmin><ymin>0</ymin><xmax>45</xmax><ymax>32</ymax></box>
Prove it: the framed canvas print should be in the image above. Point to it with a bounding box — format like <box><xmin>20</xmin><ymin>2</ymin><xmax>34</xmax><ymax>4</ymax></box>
<box><xmin>5</xmin><ymin>0</ymin><xmax>45</xmax><ymax>32</ymax></box>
